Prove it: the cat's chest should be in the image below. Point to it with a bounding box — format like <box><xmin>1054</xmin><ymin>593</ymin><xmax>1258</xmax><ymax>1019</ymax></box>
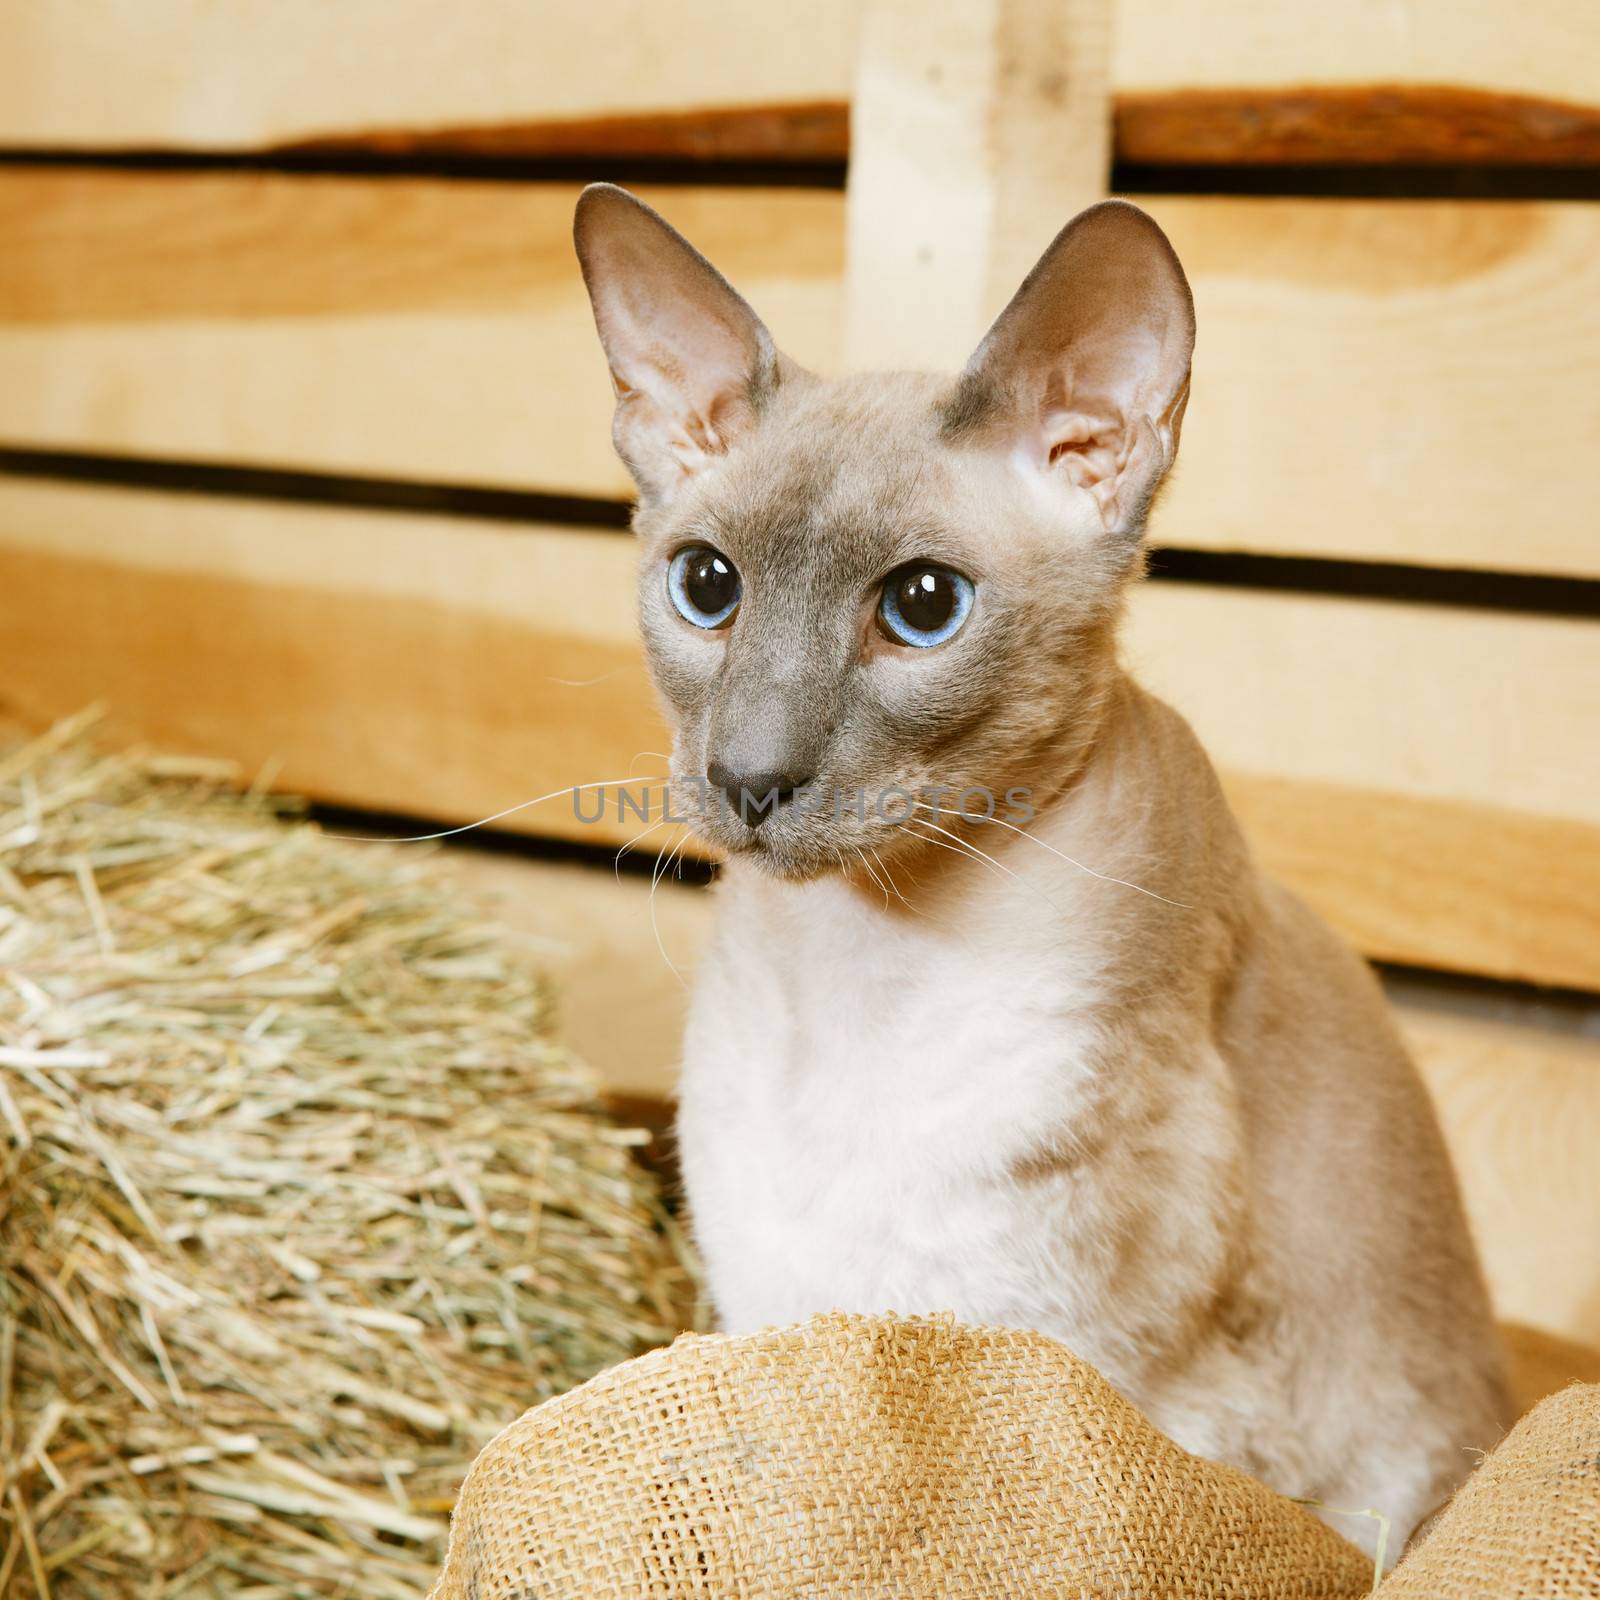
<box><xmin>677</xmin><ymin>883</ymin><xmax>1113</xmax><ymax>1329</ymax></box>
<box><xmin>686</xmin><ymin>889</ymin><xmax>1097</xmax><ymax>1160</ymax></box>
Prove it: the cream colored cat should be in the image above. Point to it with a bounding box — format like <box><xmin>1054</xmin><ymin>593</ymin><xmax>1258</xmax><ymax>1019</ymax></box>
<box><xmin>574</xmin><ymin>182</ymin><xmax>1510</xmax><ymax>1560</ymax></box>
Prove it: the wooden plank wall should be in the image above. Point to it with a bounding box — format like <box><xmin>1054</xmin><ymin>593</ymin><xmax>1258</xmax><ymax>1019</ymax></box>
<box><xmin>3</xmin><ymin>2</ymin><xmax>1597</xmax><ymax>164</ymax></box>
<box><xmin>5</xmin><ymin>175</ymin><xmax>1600</xmax><ymax>575</ymax></box>
<box><xmin>1</xmin><ymin>0</ymin><xmax>1598</xmax><ymax>1002</ymax></box>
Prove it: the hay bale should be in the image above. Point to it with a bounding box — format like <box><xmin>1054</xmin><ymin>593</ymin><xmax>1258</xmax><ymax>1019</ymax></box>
<box><xmin>0</xmin><ymin>712</ymin><xmax>692</xmax><ymax>1598</ymax></box>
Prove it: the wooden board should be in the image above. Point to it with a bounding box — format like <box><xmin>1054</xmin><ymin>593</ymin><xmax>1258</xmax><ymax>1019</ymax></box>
<box><xmin>2</xmin><ymin>477</ymin><xmax>1598</xmax><ymax>989</ymax></box>
<box><xmin>1126</xmin><ymin>584</ymin><xmax>1600</xmax><ymax>833</ymax></box>
<box><xmin>0</xmin><ymin>487</ymin><xmax>670</xmax><ymax>853</ymax></box>
<box><xmin>1117</xmin><ymin>0</ymin><xmax>1600</xmax><ymax>108</ymax></box>
<box><xmin>1221</xmin><ymin>775</ymin><xmax>1600</xmax><ymax>1001</ymax></box>
<box><xmin>0</xmin><ymin>1</ymin><xmax>861</xmax><ymax>154</ymax></box>
<box><xmin>845</xmin><ymin>0</ymin><xmax>1113</xmax><ymax>370</ymax></box>
<box><xmin>1405</xmin><ymin>1009</ymin><xmax>1600</xmax><ymax>1349</ymax></box>
<box><xmin>0</xmin><ymin>174</ymin><xmax>844</xmax><ymax>511</ymax></box>
<box><xmin>5</xmin><ymin>170</ymin><xmax>1600</xmax><ymax>578</ymax></box>
<box><xmin>441</xmin><ymin>852</ymin><xmax>708</xmax><ymax>1102</ymax></box>
<box><xmin>1</xmin><ymin>2</ymin><xmax>1595</xmax><ymax>164</ymax></box>
<box><xmin>1128</xmin><ymin>583</ymin><xmax>1600</xmax><ymax>991</ymax></box>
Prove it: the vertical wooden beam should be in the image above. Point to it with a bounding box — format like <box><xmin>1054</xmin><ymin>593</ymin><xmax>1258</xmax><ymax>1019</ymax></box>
<box><xmin>844</xmin><ymin>0</ymin><xmax>1115</xmax><ymax>371</ymax></box>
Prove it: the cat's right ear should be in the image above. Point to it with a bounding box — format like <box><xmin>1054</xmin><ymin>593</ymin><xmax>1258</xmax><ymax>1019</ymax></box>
<box><xmin>574</xmin><ymin>184</ymin><xmax>782</xmax><ymax>507</ymax></box>
<box><xmin>944</xmin><ymin>200</ymin><xmax>1195</xmax><ymax>539</ymax></box>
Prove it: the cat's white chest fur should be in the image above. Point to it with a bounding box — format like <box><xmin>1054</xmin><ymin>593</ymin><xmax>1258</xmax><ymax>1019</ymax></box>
<box><xmin>677</xmin><ymin>869</ymin><xmax>1239</xmax><ymax>1388</ymax></box>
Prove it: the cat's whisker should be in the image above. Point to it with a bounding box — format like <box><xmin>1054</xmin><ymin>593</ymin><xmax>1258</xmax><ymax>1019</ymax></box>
<box><xmin>963</xmin><ymin>808</ymin><xmax>1195</xmax><ymax>911</ymax></box>
<box><xmin>868</xmin><ymin>846</ymin><xmax>917</xmax><ymax>914</ymax></box>
<box><xmin>852</xmin><ymin>846</ymin><xmax>892</xmax><ymax>910</ymax></box>
<box><xmin>904</xmin><ymin>810</ymin><xmax>1031</xmax><ymax>891</ymax></box>
<box><xmin>901</xmin><ymin>816</ymin><xmax>1018</xmax><ymax>890</ymax></box>
<box><xmin>869</xmin><ymin>845</ymin><xmax>913</xmax><ymax>911</ymax></box>
<box><xmin>647</xmin><ymin>829</ymin><xmax>690</xmax><ymax>990</ymax></box>
<box><xmin>321</xmin><ymin>775</ymin><xmax>670</xmax><ymax>844</ymax></box>
<box><xmin>904</xmin><ymin>811</ymin><xmax>1067</xmax><ymax>919</ymax></box>
<box><xmin>545</xmin><ymin>672</ymin><xmax>615</xmax><ymax>688</ymax></box>
<box><xmin>901</xmin><ymin>820</ymin><xmax>1016</xmax><ymax>894</ymax></box>
<box><xmin>615</xmin><ymin>811</ymin><xmax>672</xmax><ymax>882</ymax></box>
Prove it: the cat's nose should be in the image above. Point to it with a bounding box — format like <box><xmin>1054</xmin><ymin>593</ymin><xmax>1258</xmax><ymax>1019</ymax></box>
<box><xmin>706</xmin><ymin>761</ymin><xmax>812</xmax><ymax>828</ymax></box>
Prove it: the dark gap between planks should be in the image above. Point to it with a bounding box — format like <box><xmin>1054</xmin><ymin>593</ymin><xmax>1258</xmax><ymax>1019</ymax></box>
<box><xmin>5</xmin><ymin>78</ymin><xmax>1600</xmax><ymax>197</ymax></box>
<box><xmin>3</xmin><ymin>155</ymin><xmax>1600</xmax><ymax>202</ymax></box>
<box><xmin>306</xmin><ymin>800</ymin><xmax>719</xmax><ymax>886</ymax></box>
<box><xmin>5</xmin><ymin>445</ymin><xmax>1600</xmax><ymax>621</ymax></box>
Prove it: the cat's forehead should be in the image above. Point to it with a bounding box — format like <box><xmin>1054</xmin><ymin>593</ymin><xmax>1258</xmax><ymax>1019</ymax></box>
<box><xmin>706</xmin><ymin>372</ymin><xmax>959</xmax><ymax>557</ymax></box>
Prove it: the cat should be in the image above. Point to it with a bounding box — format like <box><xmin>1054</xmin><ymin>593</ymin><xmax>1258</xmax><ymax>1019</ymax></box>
<box><xmin>573</xmin><ymin>181</ymin><xmax>1510</xmax><ymax>1560</ymax></box>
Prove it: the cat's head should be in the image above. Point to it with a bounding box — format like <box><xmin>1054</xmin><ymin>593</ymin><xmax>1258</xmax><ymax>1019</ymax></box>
<box><xmin>574</xmin><ymin>184</ymin><xmax>1193</xmax><ymax>880</ymax></box>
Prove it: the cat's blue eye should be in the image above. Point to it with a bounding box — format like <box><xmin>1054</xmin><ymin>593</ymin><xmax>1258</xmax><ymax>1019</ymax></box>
<box><xmin>877</xmin><ymin>565</ymin><xmax>974</xmax><ymax>648</ymax></box>
<box><xmin>668</xmin><ymin>545</ymin><xmax>741</xmax><ymax>629</ymax></box>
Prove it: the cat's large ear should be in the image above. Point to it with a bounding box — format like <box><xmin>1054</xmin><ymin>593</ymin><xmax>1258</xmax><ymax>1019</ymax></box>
<box><xmin>945</xmin><ymin>200</ymin><xmax>1194</xmax><ymax>536</ymax></box>
<box><xmin>574</xmin><ymin>184</ymin><xmax>783</xmax><ymax>507</ymax></box>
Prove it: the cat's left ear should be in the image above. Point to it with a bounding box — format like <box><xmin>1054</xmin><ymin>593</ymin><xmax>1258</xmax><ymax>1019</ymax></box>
<box><xmin>946</xmin><ymin>200</ymin><xmax>1195</xmax><ymax>535</ymax></box>
<box><xmin>574</xmin><ymin>183</ymin><xmax>783</xmax><ymax>507</ymax></box>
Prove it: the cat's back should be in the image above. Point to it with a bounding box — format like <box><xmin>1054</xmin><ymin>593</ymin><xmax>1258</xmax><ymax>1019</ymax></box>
<box><xmin>1093</xmin><ymin>679</ymin><xmax>1510</xmax><ymax>1378</ymax></box>
<box><xmin>1215</xmin><ymin>868</ymin><xmax>1512</xmax><ymax>1435</ymax></box>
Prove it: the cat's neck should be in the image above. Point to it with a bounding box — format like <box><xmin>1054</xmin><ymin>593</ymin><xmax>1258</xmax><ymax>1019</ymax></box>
<box><xmin>721</xmin><ymin>668</ymin><xmax>1250</xmax><ymax>965</ymax></box>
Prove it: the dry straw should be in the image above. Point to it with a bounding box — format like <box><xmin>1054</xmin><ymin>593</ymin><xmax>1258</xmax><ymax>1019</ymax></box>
<box><xmin>0</xmin><ymin>711</ymin><xmax>692</xmax><ymax>1598</ymax></box>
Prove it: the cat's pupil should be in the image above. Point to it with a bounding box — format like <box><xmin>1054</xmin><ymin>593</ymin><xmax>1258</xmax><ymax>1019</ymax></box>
<box><xmin>685</xmin><ymin>551</ymin><xmax>737</xmax><ymax>615</ymax></box>
<box><xmin>895</xmin><ymin>570</ymin><xmax>955</xmax><ymax>632</ymax></box>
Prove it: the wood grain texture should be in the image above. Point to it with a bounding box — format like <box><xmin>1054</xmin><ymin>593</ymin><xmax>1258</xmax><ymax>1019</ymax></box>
<box><xmin>2</xmin><ymin>1</ymin><xmax>1594</xmax><ymax>162</ymax></box>
<box><xmin>1406</xmin><ymin>1010</ymin><xmax>1600</xmax><ymax>1348</ymax></box>
<box><xmin>1151</xmin><ymin>197</ymin><xmax>1600</xmax><ymax>579</ymax></box>
<box><xmin>2</xmin><ymin>478</ymin><xmax>1597</xmax><ymax>989</ymax></box>
<box><xmin>1130</xmin><ymin>579</ymin><xmax>1600</xmax><ymax>991</ymax></box>
<box><xmin>5</xmin><ymin>170</ymin><xmax>1600</xmax><ymax>578</ymax></box>
<box><xmin>0</xmin><ymin>486</ymin><xmax>673</xmax><ymax>854</ymax></box>
<box><xmin>1115</xmin><ymin>0</ymin><xmax>1600</xmax><ymax>108</ymax></box>
<box><xmin>844</xmin><ymin>0</ymin><xmax>1112</xmax><ymax>369</ymax></box>
<box><xmin>278</xmin><ymin>103</ymin><xmax>852</xmax><ymax>164</ymax></box>
<box><xmin>0</xmin><ymin>172</ymin><xmax>845</xmax><ymax>324</ymax></box>
<box><xmin>0</xmin><ymin>0</ymin><xmax>862</xmax><ymax>152</ymax></box>
<box><xmin>1115</xmin><ymin>85</ymin><xmax>1600</xmax><ymax>167</ymax></box>
<box><xmin>1223</xmin><ymin>776</ymin><xmax>1600</xmax><ymax>994</ymax></box>
<box><xmin>1126</xmin><ymin>583</ymin><xmax>1600</xmax><ymax>834</ymax></box>
<box><xmin>0</xmin><ymin>173</ymin><xmax>844</xmax><ymax>506</ymax></box>
<box><xmin>274</xmin><ymin>86</ymin><xmax>1600</xmax><ymax>170</ymax></box>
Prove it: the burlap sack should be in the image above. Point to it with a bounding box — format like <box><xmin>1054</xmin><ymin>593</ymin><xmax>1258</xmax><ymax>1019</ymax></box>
<box><xmin>1376</xmin><ymin>1380</ymin><xmax>1600</xmax><ymax>1598</ymax></box>
<box><xmin>427</xmin><ymin>1312</ymin><xmax>1372</xmax><ymax>1599</ymax></box>
<box><xmin>430</xmin><ymin>1312</ymin><xmax>1600</xmax><ymax>1599</ymax></box>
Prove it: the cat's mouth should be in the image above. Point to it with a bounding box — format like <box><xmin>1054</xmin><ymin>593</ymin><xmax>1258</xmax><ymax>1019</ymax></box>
<box><xmin>673</xmin><ymin>772</ymin><xmax>961</xmax><ymax>881</ymax></box>
<box><xmin>722</xmin><ymin>825</ymin><xmax>840</xmax><ymax>881</ymax></box>
<box><xmin>694</xmin><ymin>803</ymin><xmax>867</xmax><ymax>882</ymax></box>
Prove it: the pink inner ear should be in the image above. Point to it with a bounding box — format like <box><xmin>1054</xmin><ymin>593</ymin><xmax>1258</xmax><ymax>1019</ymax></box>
<box><xmin>1041</xmin><ymin>410</ymin><xmax>1126</xmax><ymax>505</ymax></box>
<box><xmin>954</xmin><ymin>202</ymin><xmax>1194</xmax><ymax>531</ymax></box>
<box><xmin>575</xmin><ymin>184</ymin><xmax>781</xmax><ymax>504</ymax></box>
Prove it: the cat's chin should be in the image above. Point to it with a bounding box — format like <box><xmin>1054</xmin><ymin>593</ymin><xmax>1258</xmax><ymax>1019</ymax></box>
<box><xmin>716</xmin><ymin>831</ymin><xmax>847</xmax><ymax>884</ymax></box>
